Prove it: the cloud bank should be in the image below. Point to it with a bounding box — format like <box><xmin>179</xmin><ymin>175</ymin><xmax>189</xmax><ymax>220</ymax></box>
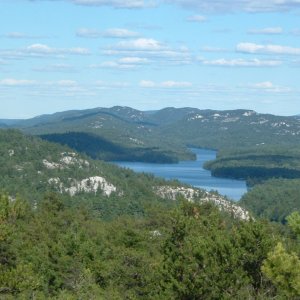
<box><xmin>237</xmin><ymin>43</ymin><xmax>300</xmax><ymax>55</ymax></box>
<box><xmin>22</xmin><ymin>0</ymin><xmax>300</xmax><ymax>12</ymax></box>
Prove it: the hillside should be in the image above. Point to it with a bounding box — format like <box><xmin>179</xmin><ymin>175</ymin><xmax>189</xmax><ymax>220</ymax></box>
<box><xmin>160</xmin><ymin>109</ymin><xmax>300</xmax><ymax>149</ymax></box>
<box><xmin>4</xmin><ymin>106</ymin><xmax>299</xmax><ymax>166</ymax></box>
<box><xmin>204</xmin><ymin>146</ymin><xmax>300</xmax><ymax>186</ymax></box>
<box><xmin>1</xmin><ymin>130</ymin><xmax>300</xmax><ymax>299</ymax></box>
<box><xmin>240</xmin><ymin>178</ymin><xmax>300</xmax><ymax>223</ymax></box>
<box><xmin>0</xmin><ymin>129</ymin><xmax>248</xmax><ymax>220</ymax></box>
<box><xmin>1</xmin><ymin>130</ymin><xmax>298</xmax><ymax>299</ymax></box>
<box><xmin>4</xmin><ymin>106</ymin><xmax>300</xmax><ymax>195</ymax></box>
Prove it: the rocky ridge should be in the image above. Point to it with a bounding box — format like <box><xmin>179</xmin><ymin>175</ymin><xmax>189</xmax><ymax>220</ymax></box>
<box><xmin>154</xmin><ymin>185</ymin><xmax>250</xmax><ymax>220</ymax></box>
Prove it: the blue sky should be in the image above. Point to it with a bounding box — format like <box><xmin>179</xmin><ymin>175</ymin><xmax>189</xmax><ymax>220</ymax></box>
<box><xmin>0</xmin><ymin>0</ymin><xmax>300</xmax><ymax>118</ymax></box>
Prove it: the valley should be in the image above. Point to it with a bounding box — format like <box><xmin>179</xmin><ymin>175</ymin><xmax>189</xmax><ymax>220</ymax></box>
<box><xmin>114</xmin><ymin>148</ymin><xmax>247</xmax><ymax>201</ymax></box>
<box><xmin>2</xmin><ymin>106</ymin><xmax>300</xmax><ymax>219</ymax></box>
<box><xmin>1</xmin><ymin>107</ymin><xmax>300</xmax><ymax>298</ymax></box>
<box><xmin>2</xmin><ymin>1</ymin><xmax>300</xmax><ymax>297</ymax></box>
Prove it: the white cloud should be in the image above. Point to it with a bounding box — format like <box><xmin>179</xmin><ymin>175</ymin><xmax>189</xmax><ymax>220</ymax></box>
<box><xmin>186</xmin><ymin>15</ymin><xmax>207</xmax><ymax>22</ymax></box>
<box><xmin>25</xmin><ymin>44</ymin><xmax>90</xmax><ymax>55</ymax></box>
<box><xmin>103</xmin><ymin>28</ymin><xmax>139</xmax><ymax>38</ymax></box>
<box><xmin>72</xmin><ymin>0</ymin><xmax>156</xmax><ymax>8</ymax></box>
<box><xmin>248</xmin><ymin>81</ymin><xmax>292</xmax><ymax>93</ymax></box>
<box><xmin>76</xmin><ymin>28</ymin><xmax>103</xmax><ymax>39</ymax></box>
<box><xmin>69</xmin><ymin>47</ymin><xmax>90</xmax><ymax>55</ymax></box>
<box><xmin>33</xmin><ymin>64</ymin><xmax>76</xmax><ymax>73</ymax></box>
<box><xmin>104</xmin><ymin>38</ymin><xmax>192</xmax><ymax>65</ymax></box>
<box><xmin>0</xmin><ymin>32</ymin><xmax>48</xmax><ymax>39</ymax></box>
<box><xmin>124</xmin><ymin>22</ymin><xmax>162</xmax><ymax>31</ymax></box>
<box><xmin>200</xmin><ymin>46</ymin><xmax>228</xmax><ymax>52</ymax></box>
<box><xmin>91</xmin><ymin>56</ymin><xmax>149</xmax><ymax>69</ymax></box>
<box><xmin>139</xmin><ymin>80</ymin><xmax>156</xmax><ymax>87</ymax></box>
<box><xmin>27</xmin><ymin>44</ymin><xmax>53</xmax><ymax>54</ymax></box>
<box><xmin>0</xmin><ymin>78</ymin><xmax>37</xmax><ymax>86</ymax></box>
<box><xmin>115</xmin><ymin>38</ymin><xmax>166</xmax><ymax>51</ymax></box>
<box><xmin>100</xmin><ymin>61</ymin><xmax>128</xmax><ymax>68</ymax></box>
<box><xmin>57</xmin><ymin>80</ymin><xmax>78</xmax><ymax>86</ymax></box>
<box><xmin>95</xmin><ymin>80</ymin><xmax>130</xmax><ymax>88</ymax></box>
<box><xmin>118</xmin><ymin>57</ymin><xmax>149</xmax><ymax>64</ymax></box>
<box><xmin>76</xmin><ymin>28</ymin><xmax>102</xmax><ymax>38</ymax></box>
<box><xmin>161</xmin><ymin>81</ymin><xmax>192</xmax><ymax>88</ymax></box>
<box><xmin>139</xmin><ymin>80</ymin><xmax>192</xmax><ymax>88</ymax></box>
<box><xmin>248</xmin><ymin>27</ymin><xmax>283</xmax><ymax>34</ymax></box>
<box><xmin>19</xmin><ymin>0</ymin><xmax>300</xmax><ymax>12</ymax></box>
<box><xmin>91</xmin><ymin>61</ymin><xmax>136</xmax><ymax>69</ymax></box>
<box><xmin>4</xmin><ymin>32</ymin><xmax>29</xmax><ymax>39</ymax></box>
<box><xmin>0</xmin><ymin>44</ymin><xmax>91</xmax><ymax>60</ymax></box>
<box><xmin>76</xmin><ymin>28</ymin><xmax>139</xmax><ymax>38</ymax></box>
<box><xmin>202</xmin><ymin>58</ymin><xmax>282</xmax><ymax>67</ymax></box>
<box><xmin>236</xmin><ymin>43</ymin><xmax>300</xmax><ymax>55</ymax></box>
<box><xmin>166</xmin><ymin>0</ymin><xmax>300</xmax><ymax>13</ymax></box>
<box><xmin>253</xmin><ymin>81</ymin><xmax>275</xmax><ymax>89</ymax></box>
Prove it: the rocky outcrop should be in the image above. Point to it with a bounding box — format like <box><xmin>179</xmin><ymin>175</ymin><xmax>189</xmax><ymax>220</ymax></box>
<box><xmin>43</xmin><ymin>152</ymin><xmax>89</xmax><ymax>170</ymax></box>
<box><xmin>48</xmin><ymin>176</ymin><xmax>117</xmax><ymax>196</ymax></box>
<box><xmin>154</xmin><ymin>186</ymin><xmax>202</xmax><ymax>201</ymax></box>
<box><xmin>154</xmin><ymin>185</ymin><xmax>250</xmax><ymax>220</ymax></box>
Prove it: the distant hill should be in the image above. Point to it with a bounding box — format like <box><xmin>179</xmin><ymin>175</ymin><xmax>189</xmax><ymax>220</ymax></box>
<box><xmin>8</xmin><ymin>106</ymin><xmax>200</xmax><ymax>162</ymax></box>
<box><xmin>3</xmin><ymin>107</ymin><xmax>300</xmax><ymax>187</ymax></box>
<box><xmin>0</xmin><ymin>119</ymin><xmax>22</xmax><ymax>127</ymax></box>
<box><xmin>6</xmin><ymin>106</ymin><xmax>300</xmax><ymax>159</ymax></box>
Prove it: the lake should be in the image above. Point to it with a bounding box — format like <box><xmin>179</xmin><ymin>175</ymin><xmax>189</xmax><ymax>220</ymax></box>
<box><xmin>114</xmin><ymin>148</ymin><xmax>247</xmax><ymax>201</ymax></box>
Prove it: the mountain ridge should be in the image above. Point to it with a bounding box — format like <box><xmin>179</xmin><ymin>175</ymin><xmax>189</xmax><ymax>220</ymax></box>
<box><xmin>2</xmin><ymin>106</ymin><xmax>300</xmax><ymax>166</ymax></box>
<box><xmin>2</xmin><ymin>106</ymin><xmax>298</xmax><ymax>127</ymax></box>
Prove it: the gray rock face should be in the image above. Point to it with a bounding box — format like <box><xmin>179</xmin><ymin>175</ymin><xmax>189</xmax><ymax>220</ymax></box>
<box><xmin>154</xmin><ymin>185</ymin><xmax>250</xmax><ymax>220</ymax></box>
<box><xmin>48</xmin><ymin>176</ymin><xmax>117</xmax><ymax>196</ymax></box>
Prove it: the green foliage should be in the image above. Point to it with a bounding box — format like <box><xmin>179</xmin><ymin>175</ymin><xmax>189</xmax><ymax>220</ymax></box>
<box><xmin>0</xmin><ymin>191</ymin><xmax>165</xmax><ymax>298</ymax></box>
<box><xmin>204</xmin><ymin>147</ymin><xmax>300</xmax><ymax>186</ymax></box>
<box><xmin>9</xmin><ymin>106</ymin><xmax>300</xmax><ymax>164</ymax></box>
<box><xmin>2</xmin><ymin>107</ymin><xmax>300</xmax><ymax>298</ymax></box>
<box><xmin>0</xmin><ymin>129</ymin><xmax>178</xmax><ymax>219</ymax></box>
<box><xmin>262</xmin><ymin>242</ymin><xmax>300</xmax><ymax>298</ymax></box>
<box><xmin>261</xmin><ymin>211</ymin><xmax>300</xmax><ymax>298</ymax></box>
<box><xmin>0</xmin><ymin>190</ymin><xmax>298</xmax><ymax>299</ymax></box>
<box><xmin>18</xmin><ymin>107</ymin><xmax>194</xmax><ymax>163</ymax></box>
<box><xmin>159</xmin><ymin>201</ymin><xmax>277</xmax><ymax>299</ymax></box>
<box><xmin>287</xmin><ymin>211</ymin><xmax>300</xmax><ymax>237</ymax></box>
<box><xmin>240</xmin><ymin>179</ymin><xmax>300</xmax><ymax>223</ymax></box>
<box><xmin>40</xmin><ymin>132</ymin><xmax>184</xmax><ymax>163</ymax></box>
<box><xmin>232</xmin><ymin>219</ymin><xmax>282</xmax><ymax>296</ymax></box>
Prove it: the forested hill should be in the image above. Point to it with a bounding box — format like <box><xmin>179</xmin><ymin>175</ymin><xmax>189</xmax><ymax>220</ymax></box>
<box><xmin>0</xmin><ymin>129</ymin><xmax>248</xmax><ymax>220</ymax></box>
<box><xmin>2</xmin><ymin>106</ymin><xmax>300</xmax><ymax>164</ymax></box>
<box><xmin>204</xmin><ymin>146</ymin><xmax>300</xmax><ymax>185</ymax></box>
<box><xmin>3</xmin><ymin>107</ymin><xmax>300</xmax><ymax>193</ymax></box>
<box><xmin>1</xmin><ymin>129</ymin><xmax>300</xmax><ymax>298</ymax></box>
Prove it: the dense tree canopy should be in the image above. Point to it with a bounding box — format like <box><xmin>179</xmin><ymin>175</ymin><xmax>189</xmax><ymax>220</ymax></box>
<box><xmin>1</xmin><ymin>193</ymin><xmax>299</xmax><ymax>298</ymax></box>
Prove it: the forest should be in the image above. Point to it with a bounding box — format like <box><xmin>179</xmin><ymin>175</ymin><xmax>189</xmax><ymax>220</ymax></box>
<box><xmin>204</xmin><ymin>146</ymin><xmax>300</xmax><ymax>186</ymax></box>
<box><xmin>1</xmin><ymin>118</ymin><xmax>300</xmax><ymax>298</ymax></box>
<box><xmin>240</xmin><ymin>178</ymin><xmax>300</xmax><ymax>223</ymax></box>
<box><xmin>39</xmin><ymin>132</ymin><xmax>188</xmax><ymax>163</ymax></box>
<box><xmin>1</xmin><ymin>192</ymin><xmax>300</xmax><ymax>299</ymax></box>
<box><xmin>2</xmin><ymin>0</ymin><xmax>300</xmax><ymax>295</ymax></box>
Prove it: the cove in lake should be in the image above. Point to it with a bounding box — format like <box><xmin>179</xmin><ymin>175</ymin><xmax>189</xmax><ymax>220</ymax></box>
<box><xmin>114</xmin><ymin>148</ymin><xmax>247</xmax><ymax>201</ymax></box>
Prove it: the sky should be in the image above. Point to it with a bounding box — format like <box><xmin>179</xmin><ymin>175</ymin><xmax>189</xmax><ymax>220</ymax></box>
<box><xmin>0</xmin><ymin>0</ymin><xmax>300</xmax><ymax>118</ymax></box>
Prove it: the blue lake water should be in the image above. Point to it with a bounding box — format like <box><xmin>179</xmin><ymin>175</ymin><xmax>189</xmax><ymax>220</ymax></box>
<box><xmin>114</xmin><ymin>148</ymin><xmax>247</xmax><ymax>201</ymax></box>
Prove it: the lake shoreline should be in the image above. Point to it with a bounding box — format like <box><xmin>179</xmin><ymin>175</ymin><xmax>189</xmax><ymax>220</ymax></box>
<box><xmin>113</xmin><ymin>148</ymin><xmax>248</xmax><ymax>201</ymax></box>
